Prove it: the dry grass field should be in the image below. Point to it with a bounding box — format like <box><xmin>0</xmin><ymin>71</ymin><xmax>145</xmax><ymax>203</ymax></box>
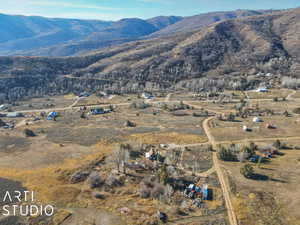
<box><xmin>246</xmin><ymin>89</ymin><xmax>293</xmax><ymax>99</ymax></box>
<box><xmin>210</xmin><ymin>115</ymin><xmax>300</xmax><ymax>142</ymax></box>
<box><xmin>221</xmin><ymin>143</ymin><xmax>300</xmax><ymax>225</ymax></box>
<box><xmin>1</xmin><ymin>89</ymin><xmax>300</xmax><ymax>225</ymax></box>
<box><xmin>10</xmin><ymin>95</ymin><xmax>76</xmax><ymax>111</ymax></box>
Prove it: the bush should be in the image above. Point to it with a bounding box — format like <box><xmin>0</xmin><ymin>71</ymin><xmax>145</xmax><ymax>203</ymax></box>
<box><xmin>293</xmin><ymin>107</ymin><xmax>300</xmax><ymax>114</ymax></box>
<box><xmin>151</xmin><ymin>184</ymin><xmax>165</xmax><ymax>199</ymax></box>
<box><xmin>240</xmin><ymin>164</ymin><xmax>254</xmax><ymax>178</ymax></box>
<box><xmin>130</xmin><ymin>101</ymin><xmax>150</xmax><ymax>109</ymax></box>
<box><xmin>273</xmin><ymin>140</ymin><xmax>282</xmax><ymax>149</ymax></box>
<box><xmin>24</xmin><ymin>129</ymin><xmax>36</xmax><ymax>137</ymax></box>
<box><xmin>88</xmin><ymin>172</ymin><xmax>104</xmax><ymax>189</ymax></box>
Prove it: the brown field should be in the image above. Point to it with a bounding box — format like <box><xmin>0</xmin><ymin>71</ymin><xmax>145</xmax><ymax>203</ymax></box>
<box><xmin>246</xmin><ymin>89</ymin><xmax>293</xmax><ymax>99</ymax></box>
<box><xmin>210</xmin><ymin>115</ymin><xmax>300</xmax><ymax>142</ymax></box>
<box><xmin>11</xmin><ymin>95</ymin><xmax>76</xmax><ymax>111</ymax></box>
<box><xmin>221</xmin><ymin>144</ymin><xmax>300</xmax><ymax>225</ymax></box>
<box><xmin>1</xmin><ymin>88</ymin><xmax>300</xmax><ymax>225</ymax></box>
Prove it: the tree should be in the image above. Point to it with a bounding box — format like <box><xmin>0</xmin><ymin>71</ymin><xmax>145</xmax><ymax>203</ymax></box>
<box><xmin>249</xmin><ymin>142</ymin><xmax>257</xmax><ymax>153</ymax></box>
<box><xmin>240</xmin><ymin>164</ymin><xmax>254</xmax><ymax>178</ymax></box>
<box><xmin>228</xmin><ymin>113</ymin><xmax>235</xmax><ymax>122</ymax></box>
<box><xmin>283</xmin><ymin>110</ymin><xmax>289</xmax><ymax>117</ymax></box>
<box><xmin>24</xmin><ymin>129</ymin><xmax>36</xmax><ymax>137</ymax></box>
<box><xmin>112</xmin><ymin>144</ymin><xmax>131</xmax><ymax>174</ymax></box>
<box><xmin>218</xmin><ymin>146</ymin><xmax>236</xmax><ymax>161</ymax></box>
<box><xmin>241</xmin><ymin>145</ymin><xmax>255</xmax><ymax>157</ymax></box>
<box><xmin>273</xmin><ymin>140</ymin><xmax>282</xmax><ymax>149</ymax></box>
<box><xmin>157</xmin><ymin>164</ymin><xmax>168</xmax><ymax>185</ymax></box>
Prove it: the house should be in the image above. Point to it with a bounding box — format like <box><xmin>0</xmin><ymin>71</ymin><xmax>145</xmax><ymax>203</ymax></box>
<box><xmin>243</xmin><ymin>125</ymin><xmax>248</xmax><ymax>131</ymax></box>
<box><xmin>256</xmin><ymin>87</ymin><xmax>268</xmax><ymax>93</ymax></box>
<box><xmin>47</xmin><ymin>111</ymin><xmax>58</xmax><ymax>120</ymax></box>
<box><xmin>266</xmin><ymin>123</ymin><xmax>276</xmax><ymax>129</ymax></box>
<box><xmin>258</xmin><ymin>145</ymin><xmax>278</xmax><ymax>158</ymax></box>
<box><xmin>6</xmin><ymin>112</ymin><xmax>24</xmax><ymax>118</ymax></box>
<box><xmin>0</xmin><ymin>104</ymin><xmax>10</xmax><ymax>111</ymax></box>
<box><xmin>90</xmin><ymin>108</ymin><xmax>104</xmax><ymax>115</ymax></box>
<box><xmin>78</xmin><ymin>91</ymin><xmax>90</xmax><ymax>98</ymax></box>
<box><xmin>253</xmin><ymin>117</ymin><xmax>263</xmax><ymax>123</ymax></box>
<box><xmin>141</xmin><ymin>92</ymin><xmax>153</xmax><ymax>99</ymax></box>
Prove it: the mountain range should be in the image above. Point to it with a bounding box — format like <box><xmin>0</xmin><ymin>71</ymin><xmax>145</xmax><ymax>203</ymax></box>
<box><xmin>1</xmin><ymin>8</ymin><xmax>300</xmax><ymax>103</ymax></box>
<box><xmin>0</xmin><ymin>10</ymin><xmax>273</xmax><ymax>57</ymax></box>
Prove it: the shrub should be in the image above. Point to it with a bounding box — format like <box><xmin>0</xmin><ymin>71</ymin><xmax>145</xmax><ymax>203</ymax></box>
<box><xmin>24</xmin><ymin>129</ymin><xmax>36</xmax><ymax>137</ymax></box>
<box><xmin>240</xmin><ymin>164</ymin><xmax>254</xmax><ymax>178</ymax></box>
<box><xmin>88</xmin><ymin>172</ymin><xmax>104</xmax><ymax>189</ymax></box>
<box><xmin>273</xmin><ymin>140</ymin><xmax>282</xmax><ymax>149</ymax></box>
<box><xmin>151</xmin><ymin>184</ymin><xmax>165</xmax><ymax>199</ymax></box>
<box><xmin>293</xmin><ymin>107</ymin><xmax>300</xmax><ymax>114</ymax></box>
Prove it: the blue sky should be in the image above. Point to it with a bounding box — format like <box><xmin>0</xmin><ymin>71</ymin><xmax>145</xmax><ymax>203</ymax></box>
<box><xmin>1</xmin><ymin>0</ymin><xmax>299</xmax><ymax>21</ymax></box>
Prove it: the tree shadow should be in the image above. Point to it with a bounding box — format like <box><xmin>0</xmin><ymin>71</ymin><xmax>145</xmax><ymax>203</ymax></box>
<box><xmin>251</xmin><ymin>173</ymin><xmax>269</xmax><ymax>181</ymax></box>
<box><xmin>269</xmin><ymin>178</ymin><xmax>287</xmax><ymax>183</ymax></box>
<box><xmin>260</xmin><ymin>167</ymin><xmax>275</xmax><ymax>171</ymax></box>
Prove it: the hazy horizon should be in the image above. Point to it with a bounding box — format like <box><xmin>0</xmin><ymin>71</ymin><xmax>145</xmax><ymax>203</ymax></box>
<box><xmin>1</xmin><ymin>0</ymin><xmax>299</xmax><ymax>21</ymax></box>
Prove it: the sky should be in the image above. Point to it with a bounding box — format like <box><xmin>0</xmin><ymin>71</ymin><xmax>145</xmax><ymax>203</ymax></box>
<box><xmin>1</xmin><ymin>0</ymin><xmax>299</xmax><ymax>21</ymax></box>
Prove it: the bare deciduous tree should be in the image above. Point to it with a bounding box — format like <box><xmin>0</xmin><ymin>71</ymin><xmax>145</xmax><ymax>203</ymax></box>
<box><xmin>111</xmin><ymin>144</ymin><xmax>131</xmax><ymax>174</ymax></box>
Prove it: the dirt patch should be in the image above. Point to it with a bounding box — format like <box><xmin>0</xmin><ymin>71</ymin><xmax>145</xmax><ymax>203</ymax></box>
<box><xmin>0</xmin><ymin>136</ymin><xmax>30</xmax><ymax>152</ymax></box>
<box><xmin>0</xmin><ymin>177</ymin><xmax>26</xmax><ymax>206</ymax></box>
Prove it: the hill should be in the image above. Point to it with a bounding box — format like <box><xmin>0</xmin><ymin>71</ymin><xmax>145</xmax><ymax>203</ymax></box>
<box><xmin>149</xmin><ymin>9</ymin><xmax>277</xmax><ymax>37</ymax></box>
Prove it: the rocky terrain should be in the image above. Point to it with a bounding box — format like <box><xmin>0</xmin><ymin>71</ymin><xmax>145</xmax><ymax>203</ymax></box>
<box><xmin>1</xmin><ymin>8</ymin><xmax>300</xmax><ymax>102</ymax></box>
